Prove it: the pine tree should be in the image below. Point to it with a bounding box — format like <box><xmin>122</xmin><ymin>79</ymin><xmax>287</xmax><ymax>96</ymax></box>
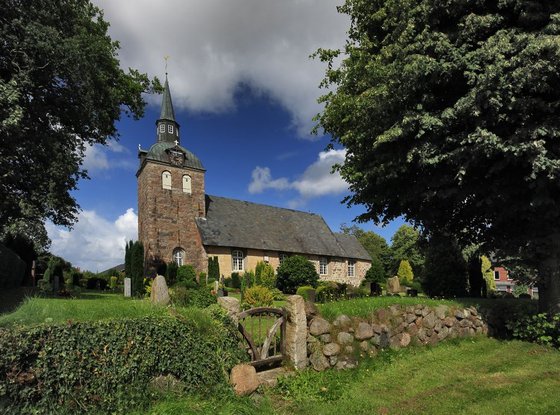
<box><xmin>397</xmin><ymin>260</ymin><xmax>414</xmax><ymax>284</ymax></box>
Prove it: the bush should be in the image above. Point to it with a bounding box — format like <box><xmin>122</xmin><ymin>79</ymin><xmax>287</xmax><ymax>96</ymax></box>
<box><xmin>230</xmin><ymin>272</ymin><xmax>241</xmax><ymax>289</ymax></box>
<box><xmin>166</xmin><ymin>261</ymin><xmax>178</xmax><ymax>286</ymax></box>
<box><xmin>242</xmin><ymin>285</ymin><xmax>274</xmax><ymax>309</ymax></box>
<box><xmin>208</xmin><ymin>256</ymin><xmax>220</xmax><ymax>283</ymax></box>
<box><xmin>346</xmin><ymin>286</ymin><xmax>368</xmax><ymax>299</ymax></box>
<box><xmin>0</xmin><ymin>311</ymin><xmax>246</xmax><ymax>414</ymax></box>
<box><xmin>364</xmin><ymin>257</ymin><xmax>385</xmax><ymax>284</ymax></box>
<box><xmin>396</xmin><ymin>259</ymin><xmax>414</xmax><ymax>283</ymax></box>
<box><xmin>109</xmin><ymin>276</ymin><xmax>118</xmax><ymax>289</ymax></box>
<box><xmin>176</xmin><ymin>265</ymin><xmax>198</xmax><ymax>288</ymax></box>
<box><xmin>255</xmin><ymin>261</ymin><xmax>276</xmax><ymax>289</ymax></box>
<box><xmin>86</xmin><ymin>277</ymin><xmax>108</xmax><ymax>290</ymax></box>
<box><xmin>316</xmin><ymin>282</ymin><xmax>339</xmax><ymax>303</ymax></box>
<box><xmin>296</xmin><ymin>285</ymin><xmax>316</xmax><ymax>301</ymax></box>
<box><xmin>276</xmin><ymin>255</ymin><xmax>319</xmax><ymax>294</ymax></box>
<box><xmin>509</xmin><ymin>313</ymin><xmax>560</xmax><ymax>348</ymax></box>
<box><xmin>170</xmin><ymin>286</ymin><xmax>217</xmax><ymax>308</ymax></box>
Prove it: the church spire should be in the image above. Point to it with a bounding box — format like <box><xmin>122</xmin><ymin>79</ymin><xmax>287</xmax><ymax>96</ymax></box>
<box><xmin>156</xmin><ymin>75</ymin><xmax>180</xmax><ymax>144</ymax></box>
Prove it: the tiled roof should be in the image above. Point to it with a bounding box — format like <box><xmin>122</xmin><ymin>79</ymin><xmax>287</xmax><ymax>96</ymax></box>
<box><xmin>196</xmin><ymin>195</ymin><xmax>371</xmax><ymax>261</ymax></box>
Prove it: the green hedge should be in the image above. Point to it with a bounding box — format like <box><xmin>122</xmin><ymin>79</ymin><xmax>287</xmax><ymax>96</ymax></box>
<box><xmin>0</xmin><ymin>242</ymin><xmax>26</xmax><ymax>289</ymax></box>
<box><xmin>0</xmin><ymin>307</ymin><xmax>246</xmax><ymax>414</ymax></box>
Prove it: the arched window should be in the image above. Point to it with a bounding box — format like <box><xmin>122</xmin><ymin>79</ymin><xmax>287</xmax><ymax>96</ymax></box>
<box><xmin>173</xmin><ymin>248</ymin><xmax>185</xmax><ymax>267</ymax></box>
<box><xmin>182</xmin><ymin>175</ymin><xmax>192</xmax><ymax>194</ymax></box>
<box><xmin>232</xmin><ymin>250</ymin><xmax>244</xmax><ymax>272</ymax></box>
<box><xmin>162</xmin><ymin>171</ymin><xmax>172</xmax><ymax>190</ymax></box>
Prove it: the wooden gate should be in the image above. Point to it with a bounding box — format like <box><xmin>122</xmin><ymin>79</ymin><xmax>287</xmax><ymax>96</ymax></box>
<box><xmin>237</xmin><ymin>307</ymin><xmax>286</xmax><ymax>369</ymax></box>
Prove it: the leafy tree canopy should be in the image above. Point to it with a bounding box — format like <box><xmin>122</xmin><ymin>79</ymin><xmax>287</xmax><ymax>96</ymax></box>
<box><xmin>390</xmin><ymin>225</ymin><xmax>424</xmax><ymax>276</ymax></box>
<box><xmin>0</xmin><ymin>0</ymin><xmax>158</xmax><ymax>247</ymax></box>
<box><xmin>340</xmin><ymin>223</ymin><xmax>391</xmax><ymax>271</ymax></box>
<box><xmin>276</xmin><ymin>255</ymin><xmax>319</xmax><ymax>294</ymax></box>
<box><xmin>316</xmin><ymin>0</ymin><xmax>560</xmax><ymax>312</ymax></box>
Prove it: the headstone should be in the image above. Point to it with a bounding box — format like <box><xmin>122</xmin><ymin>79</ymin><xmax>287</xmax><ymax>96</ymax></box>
<box><xmin>53</xmin><ymin>275</ymin><xmax>60</xmax><ymax>293</ymax></box>
<box><xmin>150</xmin><ymin>275</ymin><xmax>170</xmax><ymax>305</ymax></box>
<box><xmin>217</xmin><ymin>296</ymin><xmax>240</xmax><ymax>323</ymax></box>
<box><xmin>285</xmin><ymin>295</ymin><xmax>308</xmax><ymax>370</ymax></box>
<box><xmin>387</xmin><ymin>276</ymin><xmax>401</xmax><ymax>294</ymax></box>
<box><xmin>230</xmin><ymin>364</ymin><xmax>259</xmax><ymax>396</ymax></box>
<box><xmin>124</xmin><ymin>278</ymin><xmax>132</xmax><ymax>297</ymax></box>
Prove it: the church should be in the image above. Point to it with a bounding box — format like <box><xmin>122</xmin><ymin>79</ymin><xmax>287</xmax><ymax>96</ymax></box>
<box><xmin>137</xmin><ymin>78</ymin><xmax>371</xmax><ymax>285</ymax></box>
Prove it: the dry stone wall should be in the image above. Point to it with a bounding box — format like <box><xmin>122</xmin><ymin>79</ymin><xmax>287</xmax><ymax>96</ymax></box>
<box><xmin>306</xmin><ymin>304</ymin><xmax>488</xmax><ymax>371</ymax></box>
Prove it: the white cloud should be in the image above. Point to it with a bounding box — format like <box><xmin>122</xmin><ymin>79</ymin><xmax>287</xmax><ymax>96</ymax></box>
<box><xmin>95</xmin><ymin>0</ymin><xmax>349</xmax><ymax>137</ymax></box>
<box><xmin>46</xmin><ymin>208</ymin><xmax>138</xmax><ymax>272</ymax></box>
<box><xmin>249</xmin><ymin>149</ymin><xmax>347</xmax><ymax>204</ymax></box>
<box><xmin>82</xmin><ymin>140</ymin><xmax>135</xmax><ymax>174</ymax></box>
<box><xmin>82</xmin><ymin>144</ymin><xmax>110</xmax><ymax>172</ymax></box>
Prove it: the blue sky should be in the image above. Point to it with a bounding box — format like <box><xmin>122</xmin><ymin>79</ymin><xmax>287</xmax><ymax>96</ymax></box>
<box><xmin>46</xmin><ymin>0</ymin><xmax>403</xmax><ymax>271</ymax></box>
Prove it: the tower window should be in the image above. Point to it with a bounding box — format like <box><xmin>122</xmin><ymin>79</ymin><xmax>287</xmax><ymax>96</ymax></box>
<box><xmin>159</xmin><ymin>124</ymin><xmax>165</xmax><ymax>133</ymax></box>
<box><xmin>232</xmin><ymin>250</ymin><xmax>244</xmax><ymax>272</ymax></box>
<box><xmin>162</xmin><ymin>171</ymin><xmax>172</xmax><ymax>190</ymax></box>
<box><xmin>173</xmin><ymin>248</ymin><xmax>185</xmax><ymax>267</ymax></box>
<box><xmin>168</xmin><ymin>124</ymin><xmax>173</xmax><ymax>134</ymax></box>
<box><xmin>182</xmin><ymin>175</ymin><xmax>192</xmax><ymax>194</ymax></box>
<box><xmin>319</xmin><ymin>257</ymin><xmax>328</xmax><ymax>275</ymax></box>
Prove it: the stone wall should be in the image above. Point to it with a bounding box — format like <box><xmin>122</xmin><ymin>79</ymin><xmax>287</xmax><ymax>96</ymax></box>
<box><xmin>306</xmin><ymin>304</ymin><xmax>488</xmax><ymax>371</ymax></box>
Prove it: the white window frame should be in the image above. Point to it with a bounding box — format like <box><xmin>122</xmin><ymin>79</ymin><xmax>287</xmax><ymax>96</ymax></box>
<box><xmin>319</xmin><ymin>257</ymin><xmax>328</xmax><ymax>275</ymax></box>
<box><xmin>347</xmin><ymin>260</ymin><xmax>355</xmax><ymax>277</ymax></box>
<box><xmin>168</xmin><ymin>124</ymin><xmax>174</xmax><ymax>134</ymax></box>
<box><xmin>173</xmin><ymin>248</ymin><xmax>185</xmax><ymax>267</ymax></box>
<box><xmin>232</xmin><ymin>250</ymin><xmax>244</xmax><ymax>272</ymax></box>
<box><xmin>182</xmin><ymin>175</ymin><xmax>192</xmax><ymax>194</ymax></box>
<box><xmin>162</xmin><ymin>171</ymin><xmax>172</xmax><ymax>190</ymax></box>
<box><xmin>159</xmin><ymin>124</ymin><xmax>165</xmax><ymax>133</ymax></box>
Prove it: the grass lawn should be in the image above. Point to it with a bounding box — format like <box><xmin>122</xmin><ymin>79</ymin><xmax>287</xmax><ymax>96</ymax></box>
<box><xmin>0</xmin><ymin>292</ymin><xmax>167</xmax><ymax>327</ymax></box>
<box><xmin>137</xmin><ymin>337</ymin><xmax>560</xmax><ymax>414</ymax></box>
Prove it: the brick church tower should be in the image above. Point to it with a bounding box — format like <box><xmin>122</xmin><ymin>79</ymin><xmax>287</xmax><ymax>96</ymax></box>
<box><xmin>137</xmin><ymin>76</ymin><xmax>207</xmax><ymax>273</ymax></box>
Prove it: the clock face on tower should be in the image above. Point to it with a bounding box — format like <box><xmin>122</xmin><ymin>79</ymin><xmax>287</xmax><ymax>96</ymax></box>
<box><xmin>169</xmin><ymin>150</ymin><xmax>184</xmax><ymax>166</ymax></box>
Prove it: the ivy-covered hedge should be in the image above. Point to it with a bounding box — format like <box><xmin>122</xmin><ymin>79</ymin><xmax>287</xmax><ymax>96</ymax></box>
<box><xmin>0</xmin><ymin>307</ymin><xmax>246</xmax><ymax>414</ymax></box>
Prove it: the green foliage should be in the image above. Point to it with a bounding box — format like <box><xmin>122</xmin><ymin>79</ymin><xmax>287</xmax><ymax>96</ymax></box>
<box><xmin>208</xmin><ymin>256</ymin><xmax>220</xmax><ymax>283</ymax></box>
<box><xmin>397</xmin><ymin>260</ymin><xmax>414</xmax><ymax>284</ymax></box>
<box><xmin>467</xmin><ymin>254</ymin><xmax>486</xmax><ymax>298</ymax></box>
<box><xmin>481</xmin><ymin>256</ymin><xmax>496</xmax><ymax>294</ymax></box>
<box><xmin>255</xmin><ymin>261</ymin><xmax>276</xmax><ymax>289</ymax></box>
<box><xmin>513</xmin><ymin>284</ymin><xmax>530</xmax><ymax>298</ymax></box>
<box><xmin>296</xmin><ymin>285</ymin><xmax>316</xmax><ymax>301</ymax></box>
<box><xmin>276</xmin><ymin>255</ymin><xmax>319</xmax><ymax>294</ymax></box>
<box><xmin>230</xmin><ymin>272</ymin><xmax>241</xmax><ymax>289</ymax></box>
<box><xmin>130</xmin><ymin>241</ymin><xmax>145</xmax><ymax>296</ymax></box>
<box><xmin>0</xmin><ymin>1</ymin><xmax>156</xmax><ymax>242</ymax></box>
<box><xmin>0</xmin><ymin>311</ymin><xmax>245</xmax><ymax>414</ymax></box>
<box><xmin>109</xmin><ymin>276</ymin><xmax>118</xmax><ymax>289</ymax></box>
<box><xmin>364</xmin><ymin>256</ymin><xmax>386</xmax><ymax>284</ymax></box>
<box><xmin>390</xmin><ymin>225</ymin><xmax>424</xmax><ymax>277</ymax></box>
<box><xmin>423</xmin><ymin>234</ymin><xmax>468</xmax><ymax>298</ymax></box>
<box><xmin>316</xmin><ymin>282</ymin><xmax>344</xmax><ymax>303</ymax></box>
<box><xmin>170</xmin><ymin>286</ymin><xmax>217</xmax><ymax>308</ymax></box>
<box><xmin>242</xmin><ymin>285</ymin><xmax>274</xmax><ymax>309</ymax></box>
<box><xmin>176</xmin><ymin>265</ymin><xmax>198</xmax><ymax>288</ymax></box>
<box><xmin>166</xmin><ymin>261</ymin><xmax>178</xmax><ymax>286</ymax></box>
<box><xmin>509</xmin><ymin>313</ymin><xmax>560</xmax><ymax>348</ymax></box>
<box><xmin>0</xmin><ymin>242</ymin><xmax>26</xmax><ymax>289</ymax></box>
<box><xmin>340</xmin><ymin>224</ymin><xmax>392</xmax><ymax>273</ymax></box>
<box><xmin>315</xmin><ymin>0</ymin><xmax>560</xmax><ymax>312</ymax></box>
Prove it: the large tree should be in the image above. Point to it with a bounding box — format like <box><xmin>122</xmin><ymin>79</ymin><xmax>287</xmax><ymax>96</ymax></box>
<box><xmin>340</xmin><ymin>223</ymin><xmax>391</xmax><ymax>272</ymax></box>
<box><xmin>389</xmin><ymin>224</ymin><xmax>424</xmax><ymax>277</ymax></box>
<box><xmin>316</xmin><ymin>0</ymin><xmax>560</xmax><ymax>312</ymax></box>
<box><xmin>0</xmin><ymin>0</ymin><xmax>156</xmax><ymax>246</ymax></box>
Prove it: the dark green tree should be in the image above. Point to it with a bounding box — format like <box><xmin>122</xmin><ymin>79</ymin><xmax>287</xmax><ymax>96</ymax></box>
<box><xmin>467</xmin><ymin>254</ymin><xmax>485</xmax><ymax>298</ymax></box>
<box><xmin>166</xmin><ymin>261</ymin><xmax>178</xmax><ymax>286</ymax></box>
<box><xmin>124</xmin><ymin>241</ymin><xmax>132</xmax><ymax>279</ymax></box>
<box><xmin>276</xmin><ymin>255</ymin><xmax>319</xmax><ymax>294</ymax></box>
<box><xmin>364</xmin><ymin>256</ymin><xmax>385</xmax><ymax>295</ymax></box>
<box><xmin>316</xmin><ymin>0</ymin><xmax>560</xmax><ymax>312</ymax></box>
<box><xmin>130</xmin><ymin>241</ymin><xmax>144</xmax><ymax>296</ymax></box>
<box><xmin>0</xmin><ymin>0</ymin><xmax>157</xmax><ymax>244</ymax></box>
<box><xmin>390</xmin><ymin>225</ymin><xmax>424</xmax><ymax>277</ymax></box>
<box><xmin>423</xmin><ymin>234</ymin><xmax>468</xmax><ymax>298</ymax></box>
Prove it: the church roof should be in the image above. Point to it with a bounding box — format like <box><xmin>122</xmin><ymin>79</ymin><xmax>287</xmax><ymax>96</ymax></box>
<box><xmin>140</xmin><ymin>141</ymin><xmax>205</xmax><ymax>170</ymax></box>
<box><xmin>196</xmin><ymin>195</ymin><xmax>371</xmax><ymax>261</ymax></box>
<box><xmin>159</xmin><ymin>77</ymin><xmax>176</xmax><ymax>122</ymax></box>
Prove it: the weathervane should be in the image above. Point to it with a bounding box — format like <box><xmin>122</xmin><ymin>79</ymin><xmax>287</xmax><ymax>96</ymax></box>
<box><xmin>164</xmin><ymin>55</ymin><xmax>170</xmax><ymax>76</ymax></box>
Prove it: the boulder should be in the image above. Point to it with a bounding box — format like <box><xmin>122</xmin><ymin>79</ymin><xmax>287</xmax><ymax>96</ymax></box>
<box><xmin>387</xmin><ymin>276</ymin><xmax>401</xmax><ymax>294</ymax></box>
<box><xmin>230</xmin><ymin>364</ymin><xmax>259</xmax><ymax>396</ymax></box>
<box><xmin>217</xmin><ymin>297</ymin><xmax>240</xmax><ymax>322</ymax></box>
<box><xmin>423</xmin><ymin>312</ymin><xmax>437</xmax><ymax>329</ymax></box>
<box><xmin>319</xmin><ymin>334</ymin><xmax>332</xmax><ymax>343</ymax></box>
<box><xmin>309</xmin><ymin>317</ymin><xmax>331</xmax><ymax>336</ymax></box>
<box><xmin>333</xmin><ymin>314</ymin><xmax>352</xmax><ymax>328</ymax></box>
<box><xmin>323</xmin><ymin>342</ymin><xmax>341</xmax><ymax>357</ymax></box>
<box><xmin>310</xmin><ymin>351</ymin><xmax>330</xmax><ymax>371</ymax></box>
<box><xmin>150</xmin><ymin>275</ymin><xmax>170</xmax><ymax>306</ymax></box>
<box><xmin>355</xmin><ymin>322</ymin><xmax>374</xmax><ymax>341</ymax></box>
<box><xmin>337</xmin><ymin>331</ymin><xmax>354</xmax><ymax>345</ymax></box>
<box><xmin>390</xmin><ymin>333</ymin><xmax>411</xmax><ymax>349</ymax></box>
<box><xmin>305</xmin><ymin>301</ymin><xmax>319</xmax><ymax>320</ymax></box>
<box><xmin>435</xmin><ymin>305</ymin><xmax>448</xmax><ymax>319</ymax></box>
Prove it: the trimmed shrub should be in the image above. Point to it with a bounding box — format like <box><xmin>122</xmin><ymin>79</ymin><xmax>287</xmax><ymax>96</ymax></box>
<box><xmin>276</xmin><ymin>255</ymin><xmax>319</xmax><ymax>294</ymax></box>
<box><xmin>296</xmin><ymin>285</ymin><xmax>316</xmax><ymax>301</ymax></box>
<box><xmin>176</xmin><ymin>265</ymin><xmax>198</xmax><ymax>288</ymax></box>
<box><xmin>242</xmin><ymin>285</ymin><xmax>274</xmax><ymax>309</ymax></box>
<box><xmin>0</xmin><ymin>310</ymin><xmax>245</xmax><ymax>414</ymax></box>
<box><xmin>316</xmin><ymin>281</ymin><xmax>339</xmax><ymax>303</ymax></box>
<box><xmin>208</xmin><ymin>256</ymin><xmax>220</xmax><ymax>283</ymax></box>
<box><xmin>230</xmin><ymin>272</ymin><xmax>241</xmax><ymax>289</ymax></box>
<box><xmin>397</xmin><ymin>259</ymin><xmax>414</xmax><ymax>284</ymax></box>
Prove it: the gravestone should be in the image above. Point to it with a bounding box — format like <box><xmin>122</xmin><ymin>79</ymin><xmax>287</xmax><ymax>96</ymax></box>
<box><xmin>387</xmin><ymin>276</ymin><xmax>401</xmax><ymax>294</ymax></box>
<box><xmin>124</xmin><ymin>278</ymin><xmax>131</xmax><ymax>297</ymax></box>
<box><xmin>53</xmin><ymin>275</ymin><xmax>60</xmax><ymax>293</ymax></box>
<box><xmin>150</xmin><ymin>275</ymin><xmax>170</xmax><ymax>305</ymax></box>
